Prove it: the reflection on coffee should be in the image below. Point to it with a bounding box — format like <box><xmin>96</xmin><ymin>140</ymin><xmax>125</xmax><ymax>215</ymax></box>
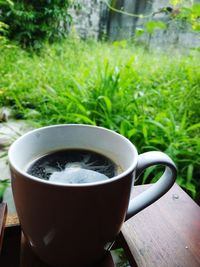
<box><xmin>26</xmin><ymin>149</ymin><xmax>121</xmax><ymax>184</ymax></box>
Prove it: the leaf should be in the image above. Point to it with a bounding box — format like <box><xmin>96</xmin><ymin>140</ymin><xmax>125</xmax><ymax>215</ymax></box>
<box><xmin>192</xmin><ymin>3</ymin><xmax>200</xmax><ymax>17</ymax></box>
<box><xmin>185</xmin><ymin>183</ymin><xmax>196</xmax><ymax>194</ymax></box>
<box><xmin>180</xmin><ymin>111</ymin><xmax>187</xmax><ymax>131</ymax></box>
<box><xmin>146</xmin><ymin>120</ymin><xmax>169</xmax><ymax>137</ymax></box>
<box><xmin>170</xmin><ymin>0</ymin><xmax>183</xmax><ymax>6</ymax></box>
<box><xmin>135</xmin><ymin>27</ymin><xmax>145</xmax><ymax>38</ymax></box>
<box><xmin>112</xmin><ymin>40</ymin><xmax>127</xmax><ymax>48</ymax></box>
<box><xmin>98</xmin><ymin>96</ymin><xmax>112</xmax><ymax>113</ymax></box>
<box><xmin>187</xmin><ymin>123</ymin><xmax>200</xmax><ymax>132</ymax></box>
<box><xmin>186</xmin><ymin>164</ymin><xmax>194</xmax><ymax>183</ymax></box>
<box><xmin>6</xmin><ymin>0</ymin><xmax>14</xmax><ymax>6</ymax></box>
<box><xmin>142</xmin><ymin>124</ymin><xmax>148</xmax><ymax>142</ymax></box>
<box><xmin>0</xmin><ymin>179</ymin><xmax>10</xmax><ymax>198</ymax></box>
<box><xmin>0</xmin><ymin>152</ymin><xmax>7</xmax><ymax>158</ymax></box>
<box><xmin>180</xmin><ymin>181</ymin><xmax>196</xmax><ymax>196</ymax></box>
<box><xmin>141</xmin><ymin>166</ymin><xmax>156</xmax><ymax>184</ymax></box>
<box><xmin>69</xmin><ymin>113</ymin><xmax>96</xmax><ymax>125</ymax></box>
<box><xmin>128</xmin><ymin>128</ymin><xmax>137</xmax><ymax>139</ymax></box>
<box><xmin>0</xmin><ymin>0</ymin><xmax>13</xmax><ymax>6</ymax></box>
<box><xmin>192</xmin><ymin>21</ymin><xmax>200</xmax><ymax>32</ymax></box>
<box><xmin>64</xmin><ymin>92</ymin><xmax>87</xmax><ymax>114</ymax></box>
<box><xmin>0</xmin><ymin>22</ymin><xmax>9</xmax><ymax>31</ymax></box>
<box><xmin>119</xmin><ymin>120</ymin><xmax>131</xmax><ymax>136</ymax></box>
<box><xmin>145</xmin><ymin>20</ymin><xmax>167</xmax><ymax>34</ymax></box>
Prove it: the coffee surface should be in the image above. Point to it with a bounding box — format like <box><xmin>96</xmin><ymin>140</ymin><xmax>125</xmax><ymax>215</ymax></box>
<box><xmin>26</xmin><ymin>149</ymin><xmax>120</xmax><ymax>184</ymax></box>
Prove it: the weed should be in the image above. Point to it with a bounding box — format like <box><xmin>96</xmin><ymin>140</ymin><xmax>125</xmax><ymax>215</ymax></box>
<box><xmin>0</xmin><ymin>40</ymin><xmax>199</xmax><ymax>198</ymax></box>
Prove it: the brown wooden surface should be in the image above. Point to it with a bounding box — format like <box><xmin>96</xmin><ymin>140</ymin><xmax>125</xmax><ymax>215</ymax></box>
<box><xmin>2</xmin><ymin>184</ymin><xmax>200</xmax><ymax>267</ymax></box>
<box><xmin>0</xmin><ymin>225</ymin><xmax>21</xmax><ymax>267</ymax></box>
<box><xmin>6</xmin><ymin>213</ymin><xmax>19</xmax><ymax>227</ymax></box>
<box><xmin>0</xmin><ymin>203</ymin><xmax>7</xmax><ymax>254</ymax></box>
<box><xmin>20</xmin><ymin>232</ymin><xmax>116</xmax><ymax>267</ymax></box>
<box><xmin>0</xmin><ymin>226</ymin><xmax>116</xmax><ymax>267</ymax></box>
<box><xmin>120</xmin><ymin>183</ymin><xmax>200</xmax><ymax>267</ymax></box>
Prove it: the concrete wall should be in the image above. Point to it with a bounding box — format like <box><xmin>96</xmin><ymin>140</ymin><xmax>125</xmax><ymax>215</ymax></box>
<box><xmin>70</xmin><ymin>0</ymin><xmax>200</xmax><ymax>48</ymax></box>
<box><xmin>146</xmin><ymin>0</ymin><xmax>200</xmax><ymax>49</ymax></box>
<box><xmin>70</xmin><ymin>0</ymin><xmax>102</xmax><ymax>39</ymax></box>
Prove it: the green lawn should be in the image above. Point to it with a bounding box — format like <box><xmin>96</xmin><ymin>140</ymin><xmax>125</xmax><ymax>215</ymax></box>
<box><xmin>0</xmin><ymin>39</ymin><xmax>200</xmax><ymax>198</ymax></box>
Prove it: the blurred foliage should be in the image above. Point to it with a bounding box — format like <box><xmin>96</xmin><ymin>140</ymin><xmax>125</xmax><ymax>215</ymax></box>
<box><xmin>0</xmin><ymin>0</ymin><xmax>78</xmax><ymax>48</ymax></box>
<box><xmin>0</xmin><ymin>40</ymin><xmax>200</xmax><ymax>198</ymax></box>
<box><xmin>0</xmin><ymin>21</ymin><xmax>8</xmax><ymax>48</ymax></box>
<box><xmin>144</xmin><ymin>20</ymin><xmax>167</xmax><ymax>34</ymax></box>
<box><xmin>0</xmin><ymin>179</ymin><xmax>10</xmax><ymax>200</ymax></box>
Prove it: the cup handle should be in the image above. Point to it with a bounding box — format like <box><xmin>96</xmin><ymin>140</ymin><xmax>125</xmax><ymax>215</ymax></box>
<box><xmin>125</xmin><ymin>151</ymin><xmax>177</xmax><ymax>221</ymax></box>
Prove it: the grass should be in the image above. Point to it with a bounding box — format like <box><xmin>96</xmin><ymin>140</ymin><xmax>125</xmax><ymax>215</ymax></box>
<box><xmin>0</xmin><ymin>39</ymin><xmax>200</xmax><ymax>198</ymax></box>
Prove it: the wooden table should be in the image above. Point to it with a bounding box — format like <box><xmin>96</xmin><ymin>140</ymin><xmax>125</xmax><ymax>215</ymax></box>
<box><xmin>0</xmin><ymin>203</ymin><xmax>7</xmax><ymax>254</ymax></box>
<box><xmin>0</xmin><ymin>183</ymin><xmax>200</xmax><ymax>267</ymax></box>
<box><xmin>119</xmin><ymin>183</ymin><xmax>200</xmax><ymax>267</ymax></box>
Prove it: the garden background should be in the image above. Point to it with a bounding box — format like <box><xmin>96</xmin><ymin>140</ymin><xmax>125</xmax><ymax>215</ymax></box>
<box><xmin>0</xmin><ymin>0</ymin><xmax>200</xmax><ymax>207</ymax></box>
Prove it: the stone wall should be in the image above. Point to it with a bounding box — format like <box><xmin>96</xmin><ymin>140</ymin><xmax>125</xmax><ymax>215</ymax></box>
<box><xmin>146</xmin><ymin>0</ymin><xmax>200</xmax><ymax>49</ymax></box>
<box><xmin>70</xmin><ymin>0</ymin><xmax>200</xmax><ymax>48</ymax></box>
<box><xmin>70</xmin><ymin>0</ymin><xmax>102</xmax><ymax>39</ymax></box>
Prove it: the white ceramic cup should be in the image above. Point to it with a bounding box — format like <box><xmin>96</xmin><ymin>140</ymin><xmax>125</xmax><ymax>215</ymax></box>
<box><xmin>8</xmin><ymin>124</ymin><xmax>177</xmax><ymax>267</ymax></box>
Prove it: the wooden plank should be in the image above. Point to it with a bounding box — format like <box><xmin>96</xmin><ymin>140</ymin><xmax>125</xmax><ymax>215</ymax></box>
<box><xmin>0</xmin><ymin>225</ymin><xmax>21</xmax><ymax>267</ymax></box>
<box><xmin>0</xmin><ymin>203</ymin><xmax>7</xmax><ymax>254</ymax></box>
<box><xmin>0</xmin><ymin>211</ymin><xmax>21</xmax><ymax>266</ymax></box>
<box><xmin>1</xmin><ymin>227</ymin><xmax>115</xmax><ymax>267</ymax></box>
<box><xmin>4</xmin><ymin>212</ymin><xmax>116</xmax><ymax>266</ymax></box>
<box><xmin>120</xmin><ymin>183</ymin><xmax>200</xmax><ymax>267</ymax></box>
<box><xmin>6</xmin><ymin>213</ymin><xmax>19</xmax><ymax>227</ymax></box>
<box><xmin>20</xmin><ymin>231</ymin><xmax>116</xmax><ymax>267</ymax></box>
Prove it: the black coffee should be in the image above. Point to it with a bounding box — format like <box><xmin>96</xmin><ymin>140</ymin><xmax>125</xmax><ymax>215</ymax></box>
<box><xmin>26</xmin><ymin>149</ymin><xmax>121</xmax><ymax>184</ymax></box>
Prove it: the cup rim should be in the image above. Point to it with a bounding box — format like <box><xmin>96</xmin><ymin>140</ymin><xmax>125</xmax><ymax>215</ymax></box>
<box><xmin>8</xmin><ymin>124</ymin><xmax>138</xmax><ymax>187</ymax></box>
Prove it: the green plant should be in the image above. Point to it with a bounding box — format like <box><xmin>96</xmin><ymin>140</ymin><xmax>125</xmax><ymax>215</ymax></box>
<box><xmin>0</xmin><ymin>21</ymin><xmax>8</xmax><ymax>48</ymax></box>
<box><xmin>177</xmin><ymin>3</ymin><xmax>200</xmax><ymax>31</ymax></box>
<box><xmin>105</xmin><ymin>0</ymin><xmax>200</xmax><ymax>51</ymax></box>
<box><xmin>0</xmin><ymin>179</ymin><xmax>10</xmax><ymax>201</ymax></box>
<box><xmin>0</xmin><ymin>0</ymin><xmax>74</xmax><ymax>48</ymax></box>
<box><xmin>0</xmin><ymin>40</ymin><xmax>199</xmax><ymax>198</ymax></box>
<box><xmin>0</xmin><ymin>0</ymin><xmax>10</xmax><ymax>49</ymax></box>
